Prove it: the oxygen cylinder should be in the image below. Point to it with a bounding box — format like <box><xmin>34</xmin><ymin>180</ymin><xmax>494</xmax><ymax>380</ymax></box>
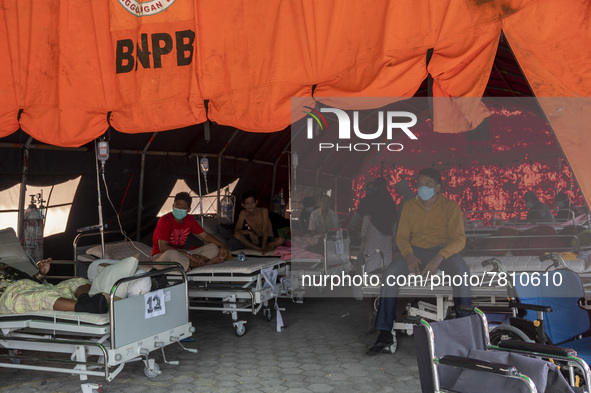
<box><xmin>220</xmin><ymin>188</ymin><xmax>234</xmax><ymax>223</ymax></box>
<box><xmin>23</xmin><ymin>196</ymin><xmax>43</xmax><ymax>262</ymax></box>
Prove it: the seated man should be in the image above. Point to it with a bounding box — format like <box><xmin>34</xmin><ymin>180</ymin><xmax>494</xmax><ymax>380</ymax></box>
<box><xmin>368</xmin><ymin>167</ymin><xmax>472</xmax><ymax>355</ymax></box>
<box><xmin>0</xmin><ymin>257</ymin><xmax>107</xmax><ymax>314</ymax></box>
<box><xmin>152</xmin><ymin>191</ymin><xmax>228</xmax><ymax>271</ymax></box>
<box><xmin>308</xmin><ymin>194</ymin><xmax>340</xmax><ymax>234</ymax></box>
<box><xmin>233</xmin><ymin>191</ymin><xmax>286</xmax><ymax>254</ymax></box>
<box><xmin>524</xmin><ymin>190</ymin><xmax>555</xmax><ymax>223</ymax></box>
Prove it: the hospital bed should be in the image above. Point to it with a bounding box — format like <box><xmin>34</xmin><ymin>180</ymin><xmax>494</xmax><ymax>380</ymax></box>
<box><xmin>0</xmin><ymin>228</ymin><xmax>195</xmax><ymax>393</ymax></box>
<box><xmin>167</xmin><ymin>256</ymin><xmax>290</xmax><ymax>337</ymax></box>
<box><xmin>74</xmin><ymin>230</ymin><xmax>152</xmax><ymax>265</ymax></box>
<box><xmin>284</xmin><ymin>229</ymin><xmax>353</xmax><ymax>301</ymax></box>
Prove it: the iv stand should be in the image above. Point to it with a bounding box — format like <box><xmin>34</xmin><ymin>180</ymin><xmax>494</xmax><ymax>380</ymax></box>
<box><xmin>94</xmin><ymin>140</ymin><xmax>106</xmax><ymax>258</ymax></box>
<box><xmin>196</xmin><ymin>156</ymin><xmax>209</xmax><ymax>227</ymax></box>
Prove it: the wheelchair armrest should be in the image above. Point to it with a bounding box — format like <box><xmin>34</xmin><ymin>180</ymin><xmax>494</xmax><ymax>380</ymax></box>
<box><xmin>439</xmin><ymin>355</ymin><xmax>519</xmax><ymax>376</ymax></box>
<box><xmin>497</xmin><ymin>340</ymin><xmax>577</xmax><ymax>357</ymax></box>
<box><xmin>508</xmin><ymin>301</ymin><xmax>553</xmax><ymax>313</ymax></box>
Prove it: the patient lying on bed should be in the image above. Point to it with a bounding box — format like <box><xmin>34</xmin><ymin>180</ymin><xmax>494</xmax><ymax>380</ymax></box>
<box><xmin>0</xmin><ymin>257</ymin><xmax>107</xmax><ymax>314</ymax></box>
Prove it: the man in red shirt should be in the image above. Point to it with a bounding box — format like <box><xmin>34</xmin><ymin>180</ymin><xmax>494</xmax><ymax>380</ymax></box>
<box><xmin>152</xmin><ymin>192</ymin><xmax>228</xmax><ymax>271</ymax></box>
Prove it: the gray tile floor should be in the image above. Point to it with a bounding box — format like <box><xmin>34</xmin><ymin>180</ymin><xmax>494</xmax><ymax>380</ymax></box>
<box><xmin>0</xmin><ymin>297</ymin><xmax>422</xmax><ymax>393</ymax></box>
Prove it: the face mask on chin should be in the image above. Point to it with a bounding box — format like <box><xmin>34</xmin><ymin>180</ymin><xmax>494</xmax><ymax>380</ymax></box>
<box><xmin>173</xmin><ymin>208</ymin><xmax>188</xmax><ymax>220</ymax></box>
<box><xmin>418</xmin><ymin>186</ymin><xmax>435</xmax><ymax>201</ymax></box>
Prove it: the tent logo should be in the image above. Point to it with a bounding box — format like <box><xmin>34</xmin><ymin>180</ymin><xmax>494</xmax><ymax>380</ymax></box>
<box><xmin>118</xmin><ymin>0</ymin><xmax>176</xmax><ymax>16</ymax></box>
<box><xmin>306</xmin><ymin>108</ymin><xmax>419</xmax><ymax>152</ymax></box>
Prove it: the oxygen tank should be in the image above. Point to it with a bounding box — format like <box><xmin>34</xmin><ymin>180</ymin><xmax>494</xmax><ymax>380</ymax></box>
<box><xmin>23</xmin><ymin>195</ymin><xmax>44</xmax><ymax>262</ymax></box>
<box><xmin>220</xmin><ymin>187</ymin><xmax>234</xmax><ymax>223</ymax></box>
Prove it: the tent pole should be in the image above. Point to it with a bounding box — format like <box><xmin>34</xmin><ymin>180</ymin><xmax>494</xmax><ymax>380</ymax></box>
<box><xmin>137</xmin><ymin>153</ymin><xmax>146</xmax><ymax>241</ymax></box>
<box><xmin>136</xmin><ymin>133</ymin><xmax>157</xmax><ymax>241</ymax></box>
<box><xmin>196</xmin><ymin>156</ymin><xmax>204</xmax><ymax>227</ymax></box>
<box><xmin>271</xmin><ymin>141</ymin><xmax>293</xmax><ymax>209</ymax></box>
<box><xmin>18</xmin><ymin>137</ymin><xmax>33</xmax><ymax>242</ymax></box>
<box><xmin>334</xmin><ymin>176</ymin><xmax>338</xmax><ymax>213</ymax></box>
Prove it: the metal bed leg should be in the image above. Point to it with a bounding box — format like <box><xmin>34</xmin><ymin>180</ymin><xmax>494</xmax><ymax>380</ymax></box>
<box><xmin>74</xmin><ymin>345</ymin><xmax>102</xmax><ymax>393</ymax></box>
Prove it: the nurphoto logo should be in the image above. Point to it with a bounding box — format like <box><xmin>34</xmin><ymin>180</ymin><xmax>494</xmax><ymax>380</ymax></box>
<box><xmin>305</xmin><ymin>108</ymin><xmax>419</xmax><ymax>152</ymax></box>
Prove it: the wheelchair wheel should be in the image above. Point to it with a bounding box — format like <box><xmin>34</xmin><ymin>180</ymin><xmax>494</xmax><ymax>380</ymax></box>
<box><xmin>489</xmin><ymin>325</ymin><xmax>532</xmax><ymax>345</ymax></box>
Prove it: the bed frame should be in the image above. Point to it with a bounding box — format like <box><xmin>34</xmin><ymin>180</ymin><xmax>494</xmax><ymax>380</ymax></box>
<box><xmin>0</xmin><ymin>227</ymin><xmax>195</xmax><ymax>393</ymax></box>
<box><xmin>167</xmin><ymin>256</ymin><xmax>290</xmax><ymax>337</ymax></box>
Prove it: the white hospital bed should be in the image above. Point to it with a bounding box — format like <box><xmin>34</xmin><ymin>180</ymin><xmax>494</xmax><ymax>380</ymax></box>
<box><xmin>287</xmin><ymin>229</ymin><xmax>353</xmax><ymax>301</ymax></box>
<box><xmin>167</xmin><ymin>256</ymin><xmax>289</xmax><ymax>337</ymax></box>
<box><xmin>0</xmin><ymin>228</ymin><xmax>195</xmax><ymax>393</ymax></box>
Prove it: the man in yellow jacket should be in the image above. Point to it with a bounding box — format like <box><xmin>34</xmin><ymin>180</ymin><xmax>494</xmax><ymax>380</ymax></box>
<box><xmin>367</xmin><ymin>167</ymin><xmax>471</xmax><ymax>355</ymax></box>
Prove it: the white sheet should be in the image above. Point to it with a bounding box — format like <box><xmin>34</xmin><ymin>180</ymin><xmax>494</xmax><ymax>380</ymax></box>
<box><xmin>185</xmin><ymin>257</ymin><xmax>285</xmax><ymax>275</ymax></box>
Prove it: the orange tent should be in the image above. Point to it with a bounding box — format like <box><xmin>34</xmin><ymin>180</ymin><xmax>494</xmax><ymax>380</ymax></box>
<box><xmin>0</xmin><ymin>0</ymin><xmax>589</xmax><ymax>200</ymax></box>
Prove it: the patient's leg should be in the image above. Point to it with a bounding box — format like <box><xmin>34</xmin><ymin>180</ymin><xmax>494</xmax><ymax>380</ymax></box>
<box><xmin>52</xmin><ymin>298</ymin><xmax>77</xmax><ymax>312</ymax></box>
<box><xmin>74</xmin><ymin>284</ymin><xmax>91</xmax><ymax>298</ymax></box>
<box><xmin>233</xmin><ymin>232</ymin><xmax>263</xmax><ymax>251</ymax></box>
<box><xmin>53</xmin><ymin>293</ymin><xmax>108</xmax><ymax>314</ymax></box>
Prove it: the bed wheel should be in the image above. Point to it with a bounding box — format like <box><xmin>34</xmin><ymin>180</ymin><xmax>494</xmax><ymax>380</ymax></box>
<box><xmin>144</xmin><ymin>362</ymin><xmax>161</xmax><ymax>378</ymax></box>
<box><xmin>292</xmin><ymin>295</ymin><xmax>304</xmax><ymax>303</ymax></box>
<box><xmin>385</xmin><ymin>335</ymin><xmax>398</xmax><ymax>354</ymax></box>
<box><xmin>263</xmin><ymin>307</ymin><xmax>273</xmax><ymax>322</ymax></box>
<box><xmin>235</xmin><ymin>324</ymin><xmax>246</xmax><ymax>337</ymax></box>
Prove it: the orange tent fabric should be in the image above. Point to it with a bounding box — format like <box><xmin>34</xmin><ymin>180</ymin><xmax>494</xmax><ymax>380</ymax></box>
<box><xmin>0</xmin><ymin>0</ymin><xmax>589</xmax><ymax>199</ymax></box>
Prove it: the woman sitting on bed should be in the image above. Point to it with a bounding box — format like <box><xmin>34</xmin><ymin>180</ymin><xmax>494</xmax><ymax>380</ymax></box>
<box><xmin>0</xmin><ymin>257</ymin><xmax>107</xmax><ymax>315</ymax></box>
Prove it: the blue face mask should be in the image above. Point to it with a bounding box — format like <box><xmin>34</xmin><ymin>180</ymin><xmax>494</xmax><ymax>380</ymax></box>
<box><xmin>418</xmin><ymin>186</ymin><xmax>435</xmax><ymax>201</ymax></box>
<box><xmin>172</xmin><ymin>208</ymin><xmax>188</xmax><ymax>220</ymax></box>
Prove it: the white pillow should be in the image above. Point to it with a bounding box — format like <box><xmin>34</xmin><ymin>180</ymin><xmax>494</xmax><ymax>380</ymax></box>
<box><xmin>85</xmin><ymin>241</ymin><xmax>152</xmax><ymax>260</ymax></box>
<box><xmin>87</xmin><ymin>259</ymin><xmax>117</xmax><ymax>282</ymax></box>
<box><xmin>127</xmin><ymin>269</ymin><xmax>152</xmax><ymax>297</ymax></box>
<box><xmin>89</xmin><ymin>257</ymin><xmax>139</xmax><ymax>299</ymax></box>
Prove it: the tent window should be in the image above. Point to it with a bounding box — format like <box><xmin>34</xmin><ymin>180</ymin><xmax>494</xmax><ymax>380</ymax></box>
<box><xmin>157</xmin><ymin>178</ymin><xmax>239</xmax><ymax>217</ymax></box>
<box><xmin>0</xmin><ymin>177</ymin><xmax>82</xmax><ymax>236</ymax></box>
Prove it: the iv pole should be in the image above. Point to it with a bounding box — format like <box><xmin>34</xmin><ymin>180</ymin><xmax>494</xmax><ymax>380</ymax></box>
<box><xmin>196</xmin><ymin>156</ymin><xmax>209</xmax><ymax>227</ymax></box>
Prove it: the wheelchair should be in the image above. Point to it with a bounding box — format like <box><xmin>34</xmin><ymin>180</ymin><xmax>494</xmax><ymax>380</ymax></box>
<box><xmin>414</xmin><ymin>307</ymin><xmax>591</xmax><ymax>393</ymax></box>
<box><xmin>486</xmin><ymin>253</ymin><xmax>591</xmax><ymax>388</ymax></box>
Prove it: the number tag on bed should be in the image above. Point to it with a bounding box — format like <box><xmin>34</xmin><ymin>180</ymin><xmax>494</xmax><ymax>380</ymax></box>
<box><xmin>144</xmin><ymin>289</ymin><xmax>166</xmax><ymax>319</ymax></box>
<box><xmin>335</xmin><ymin>239</ymin><xmax>344</xmax><ymax>255</ymax></box>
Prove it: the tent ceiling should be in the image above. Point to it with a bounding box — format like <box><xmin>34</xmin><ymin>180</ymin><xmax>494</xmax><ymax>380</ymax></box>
<box><xmin>0</xmin><ymin>35</ymin><xmax>531</xmax><ymax>166</ymax></box>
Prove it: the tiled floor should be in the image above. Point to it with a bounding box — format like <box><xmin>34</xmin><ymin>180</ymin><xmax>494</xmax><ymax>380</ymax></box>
<box><xmin>0</xmin><ymin>297</ymin><xmax>422</xmax><ymax>393</ymax></box>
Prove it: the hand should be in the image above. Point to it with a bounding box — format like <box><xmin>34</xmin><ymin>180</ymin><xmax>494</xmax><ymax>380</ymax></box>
<box><xmin>404</xmin><ymin>254</ymin><xmax>421</xmax><ymax>275</ymax></box>
<box><xmin>190</xmin><ymin>254</ymin><xmax>207</xmax><ymax>267</ymax></box>
<box><xmin>421</xmin><ymin>254</ymin><xmax>444</xmax><ymax>276</ymax></box>
<box><xmin>250</xmin><ymin>232</ymin><xmax>259</xmax><ymax>246</ymax></box>
<box><xmin>218</xmin><ymin>245</ymin><xmax>229</xmax><ymax>259</ymax></box>
<box><xmin>37</xmin><ymin>258</ymin><xmax>52</xmax><ymax>275</ymax></box>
